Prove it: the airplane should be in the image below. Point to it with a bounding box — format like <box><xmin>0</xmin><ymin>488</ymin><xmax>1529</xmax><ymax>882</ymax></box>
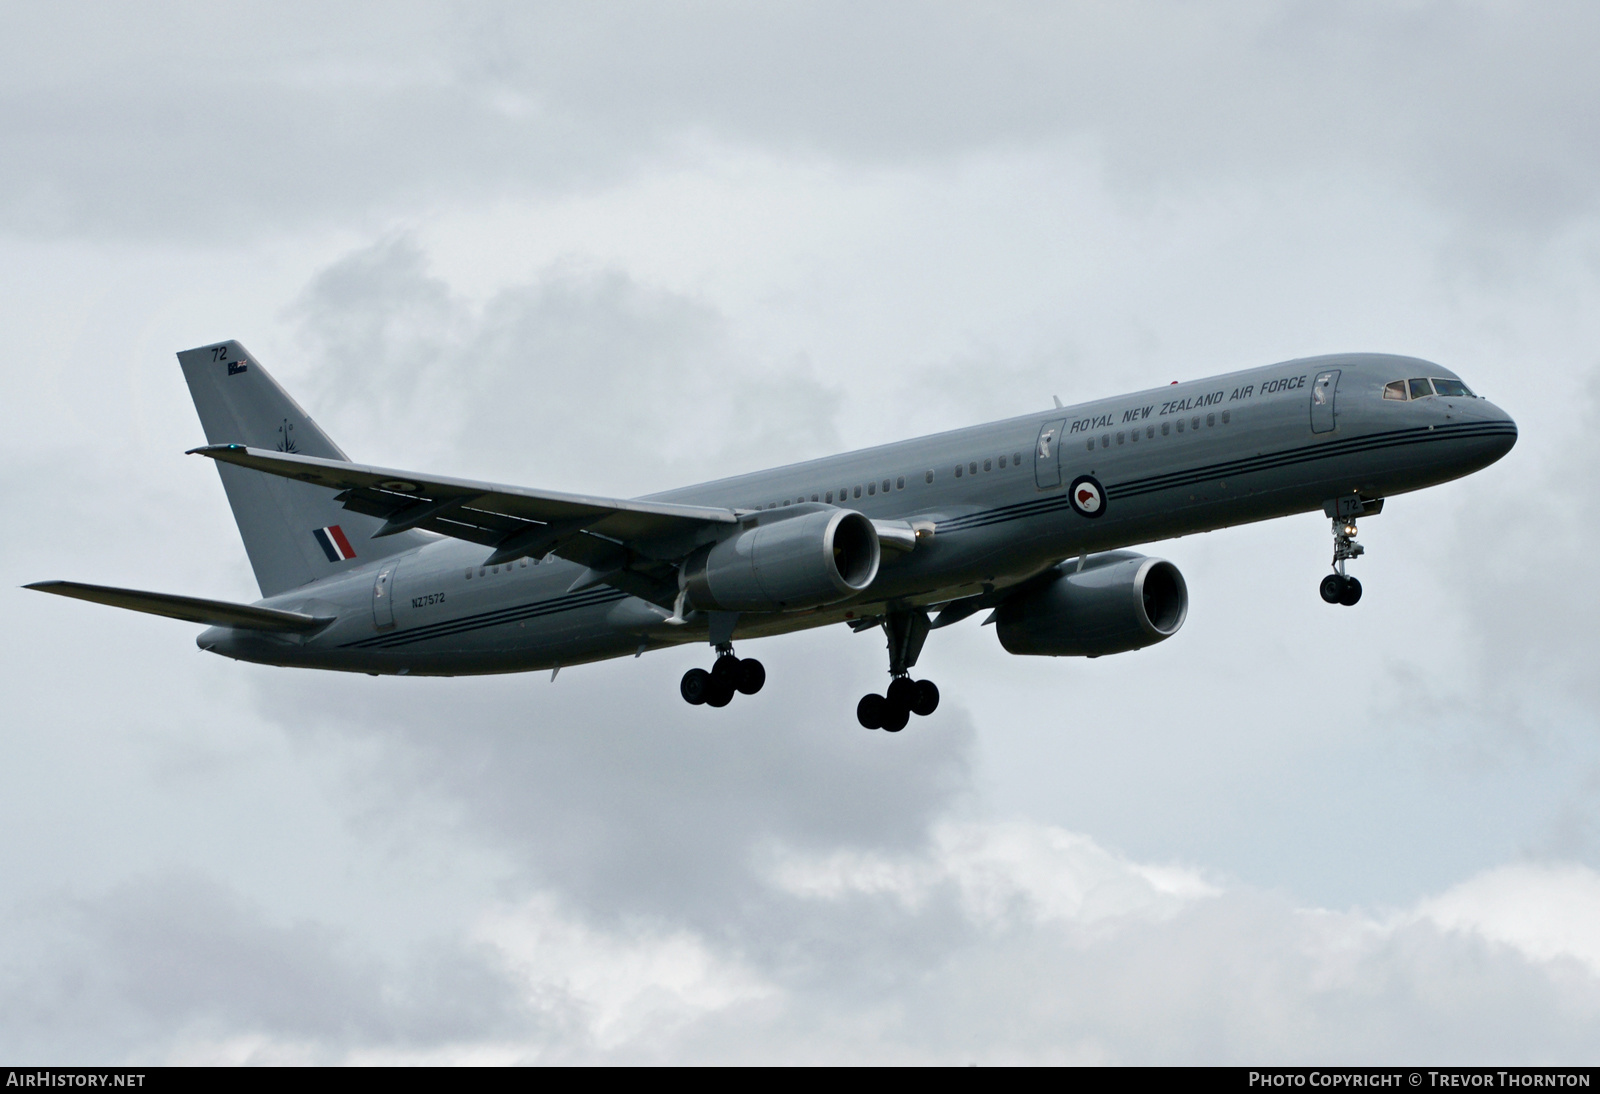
<box><xmin>27</xmin><ymin>342</ymin><xmax>1516</xmax><ymax>732</ymax></box>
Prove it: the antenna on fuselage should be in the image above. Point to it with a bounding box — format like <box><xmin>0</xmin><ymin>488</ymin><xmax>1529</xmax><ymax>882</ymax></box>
<box><xmin>1052</xmin><ymin>395</ymin><xmax>1063</xmax><ymax>409</ymax></box>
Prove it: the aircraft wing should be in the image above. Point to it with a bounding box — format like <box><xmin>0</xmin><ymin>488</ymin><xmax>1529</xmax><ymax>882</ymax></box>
<box><xmin>189</xmin><ymin>445</ymin><xmax>740</xmax><ymax>602</ymax></box>
<box><xmin>25</xmin><ymin>580</ymin><xmax>333</xmax><ymax>632</ymax></box>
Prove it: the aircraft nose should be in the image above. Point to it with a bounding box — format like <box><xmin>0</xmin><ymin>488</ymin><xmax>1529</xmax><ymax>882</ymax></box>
<box><xmin>1471</xmin><ymin>399</ymin><xmax>1518</xmax><ymax>463</ymax></box>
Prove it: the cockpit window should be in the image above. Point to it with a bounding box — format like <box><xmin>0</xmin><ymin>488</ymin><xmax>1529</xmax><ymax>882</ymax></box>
<box><xmin>1383</xmin><ymin>380</ymin><xmax>1408</xmax><ymax>400</ymax></box>
<box><xmin>1408</xmin><ymin>378</ymin><xmax>1434</xmax><ymax>400</ymax></box>
<box><xmin>1431</xmin><ymin>377</ymin><xmax>1473</xmax><ymax>397</ymax></box>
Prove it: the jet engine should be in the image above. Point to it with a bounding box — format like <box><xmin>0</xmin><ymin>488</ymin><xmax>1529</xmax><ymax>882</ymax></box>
<box><xmin>682</xmin><ymin>508</ymin><xmax>880</xmax><ymax>612</ymax></box>
<box><xmin>994</xmin><ymin>551</ymin><xmax>1187</xmax><ymax>657</ymax></box>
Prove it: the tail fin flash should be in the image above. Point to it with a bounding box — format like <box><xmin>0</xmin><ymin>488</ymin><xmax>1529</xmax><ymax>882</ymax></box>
<box><xmin>177</xmin><ymin>340</ymin><xmax>424</xmax><ymax>596</ymax></box>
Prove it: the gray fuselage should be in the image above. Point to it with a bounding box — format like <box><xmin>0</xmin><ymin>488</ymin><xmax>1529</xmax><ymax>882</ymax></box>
<box><xmin>200</xmin><ymin>352</ymin><xmax>1516</xmax><ymax>675</ymax></box>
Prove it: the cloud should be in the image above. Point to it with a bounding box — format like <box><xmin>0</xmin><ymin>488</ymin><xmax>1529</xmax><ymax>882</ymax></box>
<box><xmin>284</xmin><ymin>235</ymin><xmax>843</xmax><ymax>493</ymax></box>
<box><xmin>11</xmin><ymin>822</ymin><xmax>1599</xmax><ymax>1064</ymax></box>
<box><xmin>7</xmin><ymin>3</ymin><xmax>1600</xmax><ymax>238</ymax></box>
<box><xmin>1416</xmin><ymin>863</ymin><xmax>1600</xmax><ymax>978</ymax></box>
<box><xmin>0</xmin><ymin>873</ymin><xmax>531</xmax><ymax>1063</ymax></box>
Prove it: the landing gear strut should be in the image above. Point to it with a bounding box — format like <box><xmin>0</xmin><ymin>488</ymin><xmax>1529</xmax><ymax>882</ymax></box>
<box><xmin>681</xmin><ymin>643</ymin><xmax>765</xmax><ymax>707</ymax></box>
<box><xmin>1319</xmin><ymin>516</ymin><xmax>1364</xmax><ymax>607</ymax></box>
<box><xmin>857</xmin><ymin>609</ymin><xmax>940</xmax><ymax>732</ymax></box>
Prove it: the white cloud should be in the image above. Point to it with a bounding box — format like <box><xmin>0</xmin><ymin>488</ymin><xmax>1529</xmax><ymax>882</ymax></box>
<box><xmin>65</xmin><ymin>824</ymin><xmax>1600</xmax><ymax>1064</ymax></box>
<box><xmin>1415</xmin><ymin>863</ymin><xmax>1600</xmax><ymax>977</ymax></box>
<box><xmin>767</xmin><ymin>820</ymin><xmax>1218</xmax><ymax>928</ymax></box>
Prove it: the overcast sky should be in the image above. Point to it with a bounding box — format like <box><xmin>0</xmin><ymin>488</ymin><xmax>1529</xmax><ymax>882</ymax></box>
<box><xmin>4</xmin><ymin>1</ymin><xmax>1600</xmax><ymax>1064</ymax></box>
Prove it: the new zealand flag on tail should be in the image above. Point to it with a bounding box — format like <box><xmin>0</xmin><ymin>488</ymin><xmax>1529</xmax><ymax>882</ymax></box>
<box><xmin>312</xmin><ymin>525</ymin><xmax>356</xmax><ymax>562</ymax></box>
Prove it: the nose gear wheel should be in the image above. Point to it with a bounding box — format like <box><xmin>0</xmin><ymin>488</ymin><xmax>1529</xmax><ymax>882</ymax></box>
<box><xmin>1320</xmin><ymin>514</ymin><xmax>1366</xmax><ymax>608</ymax></box>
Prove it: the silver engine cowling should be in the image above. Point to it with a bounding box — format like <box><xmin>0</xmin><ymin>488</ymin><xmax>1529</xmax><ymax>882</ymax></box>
<box><xmin>683</xmin><ymin>508</ymin><xmax>880</xmax><ymax>612</ymax></box>
<box><xmin>995</xmin><ymin>551</ymin><xmax>1188</xmax><ymax>657</ymax></box>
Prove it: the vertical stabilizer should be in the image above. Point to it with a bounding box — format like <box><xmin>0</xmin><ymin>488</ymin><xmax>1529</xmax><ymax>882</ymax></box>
<box><xmin>178</xmin><ymin>340</ymin><xmax>425</xmax><ymax>597</ymax></box>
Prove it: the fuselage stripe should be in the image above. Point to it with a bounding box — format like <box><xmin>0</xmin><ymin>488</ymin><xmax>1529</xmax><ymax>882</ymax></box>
<box><xmin>343</xmin><ymin>586</ymin><xmax>629</xmax><ymax>649</ymax></box>
<box><xmin>934</xmin><ymin>421</ymin><xmax>1515</xmax><ymax>533</ymax></box>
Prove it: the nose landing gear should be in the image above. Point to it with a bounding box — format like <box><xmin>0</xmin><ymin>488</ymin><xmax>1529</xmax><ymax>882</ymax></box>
<box><xmin>1319</xmin><ymin>514</ymin><xmax>1364</xmax><ymax>606</ymax></box>
<box><xmin>856</xmin><ymin>609</ymin><xmax>941</xmax><ymax>731</ymax></box>
<box><xmin>681</xmin><ymin>643</ymin><xmax>765</xmax><ymax>707</ymax></box>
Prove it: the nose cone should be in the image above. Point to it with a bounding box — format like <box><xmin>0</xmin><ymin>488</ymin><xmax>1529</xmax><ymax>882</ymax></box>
<box><xmin>1476</xmin><ymin>399</ymin><xmax>1518</xmax><ymax>463</ymax></box>
<box><xmin>1448</xmin><ymin>398</ymin><xmax>1517</xmax><ymax>475</ymax></box>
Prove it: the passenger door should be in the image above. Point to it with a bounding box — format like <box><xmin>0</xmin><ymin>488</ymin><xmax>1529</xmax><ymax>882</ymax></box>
<box><xmin>1035</xmin><ymin>419</ymin><xmax>1067</xmax><ymax>489</ymax></box>
<box><xmin>372</xmin><ymin>562</ymin><xmax>398</xmax><ymax>630</ymax></box>
<box><xmin>1310</xmin><ymin>370</ymin><xmax>1340</xmax><ymax>434</ymax></box>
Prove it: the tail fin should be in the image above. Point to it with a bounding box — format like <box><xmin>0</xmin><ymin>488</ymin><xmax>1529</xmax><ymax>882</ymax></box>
<box><xmin>178</xmin><ymin>340</ymin><xmax>425</xmax><ymax>597</ymax></box>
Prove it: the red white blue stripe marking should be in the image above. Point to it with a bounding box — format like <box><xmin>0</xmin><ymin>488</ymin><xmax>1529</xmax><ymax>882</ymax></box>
<box><xmin>312</xmin><ymin>525</ymin><xmax>356</xmax><ymax>562</ymax></box>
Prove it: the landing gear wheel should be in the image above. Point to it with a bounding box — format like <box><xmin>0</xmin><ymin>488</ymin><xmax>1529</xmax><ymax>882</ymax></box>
<box><xmin>1338</xmin><ymin>575</ymin><xmax>1363</xmax><ymax>606</ymax></box>
<box><xmin>880</xmin><ymin>701</ymin><xmax>910</xmax><ymax>733</ymax></box>
<box><xmin>735</xmin><ymin>658</ymin><xmax>766</xmax><ymax>695</ymax></box>
<box><xmin>704</xmin><ymin>677</ymin><xmax>735</xmax><ymax>707</ymax></box>
<box><xmin>1319</xmin><ymin>574</ymin><xmax>1345</xmax><ymax>604</ymax></box>
<box><xmin>857</xmin><ymin>694</ymin><xmax>886</xmax><ymax>730</ymax></box>
<box><xmin>711</xmin><ymin>655</ymin><xmax>740</xmax><ymax>686</ymax></box>
<box><xmin>886</xmin><ymin>677</ymin><xmax>917</xmax><ymax>709</ymax></box>
<box><xmin>681</xmin><ymin>668</ymin><xmax>711</xmax><ymax>705</ymax></box>
<box><xmin>910</xmin><ymin>679</ymin><xmax>940</xmax><ymax>717</ymax></box>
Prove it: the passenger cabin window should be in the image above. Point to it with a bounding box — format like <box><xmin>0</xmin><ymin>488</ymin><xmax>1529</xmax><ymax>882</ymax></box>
<box><xmin>1432</xmin><ymin>377</ymin><xmax>1473</xmax><ymax>397</ymax></box>
<box><xmin>1206</xmin><ymin>414</ymin><xmax>1214</xmax><ymax>427</ymax></box>
<box><xmin>1408</xmin><ymin>378</ymin><xmax>1434</xmax><ymax>399</ymax></box>
<box><xmin>1221</xmin><ymin>411</ymin><xmax>1230</xmax><ymax>424</ymax></box>
<box><xmin>954</xmin><ymin>465</ymin><xmax>963</xmax><ymax>478</ymax></box>
<box><xmin>1013</xmin><ymin>451</ymin><xmax>1023</xmax><ymax>465</ymax></box>
<box><xmin>983</xmin><ymin>459</ymin><xmax>991</xmax><ymax>472</ymax></box>
<box><xmin>1161</xmin><ymin>422</ymin><xmax>1170</xmax><ymax>436</ymax></box>
<box><xmin>969</xmin><ymin>462</ymin><xmax>978</xmax><ymax>475</ymax></box>
<box><xmin>1384</xmin><ymin>380</ymin><xmax>1408</xmax><ymax>400</ymax></box>
<box><xmin>882</xmin><ymin>479</ymin><xmax>891</xmax><ymax>492</ymax></box>
<box><xmin>998</xmin><ymin>455</ymin><xmax>1007</xmax><ymax>468</ymax></box>
<box><xmin>854</xmin><ymin>486</ymin><xmax>862</xmax><ymax>498</ymax></box>
<box><xmin>1101</xmin><ymin>434</ymin><xmax>1110</xmax><ymax>448</ymax></box>
<box><xmin>1176</xmin><ymin>419</ymin><xmax>1185</xmax><ymax>433</ymax></box>
<box><xmin>926</xmin><ymin>470</ymin><xmax>934</xmax><ymax>483</ymax></box>
<box><xmin>1086</xmin><ymin>437</ymin><xmax>1095</xmax><ymax>451</ymax></box>
<box><xmin>825</xmin><ymin>491</ymin><xmax>833</xmax><ymax>503</ymax></box>
<box><xmin>896</xmin><ymin>476</ymin><xmax>905</xmax><ymax>489</ymax></box>
<box><xmin>867</xmin><ymin>482</ymin><xmax>876</xmax><ymax>495</ymax></box>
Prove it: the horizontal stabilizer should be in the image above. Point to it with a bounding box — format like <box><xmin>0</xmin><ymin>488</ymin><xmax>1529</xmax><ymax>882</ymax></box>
<box><xmin>24</xmin><ymin>581</ymin><xmax>333</xmax><ymax>633</ymax></box>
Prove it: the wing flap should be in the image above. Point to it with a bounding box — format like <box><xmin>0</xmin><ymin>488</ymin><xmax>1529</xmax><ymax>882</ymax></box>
<box><xmin>25</xmin><ymin>581</ymin><xmax>333</xmax><ymax>633</ymax></box>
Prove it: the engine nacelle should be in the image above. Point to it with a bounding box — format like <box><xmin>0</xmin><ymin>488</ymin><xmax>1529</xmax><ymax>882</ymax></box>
<box><xmin>995</xmin><ymin>552</ymin><xmax>1188</xmax><ymax>657</ymax></box>
<box><xmin>683</xmin><ymin>508</ymin><xmax>880</xmax><ymax>612</ymax></box>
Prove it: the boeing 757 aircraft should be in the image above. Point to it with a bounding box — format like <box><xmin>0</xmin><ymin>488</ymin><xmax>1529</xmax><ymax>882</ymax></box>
<box><xmin>29</xmin><ymin>342</ymin><xmax>1515</xmax><ymax>731</ymax></box>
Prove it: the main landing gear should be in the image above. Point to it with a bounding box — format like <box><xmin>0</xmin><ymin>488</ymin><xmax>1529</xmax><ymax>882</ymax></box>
<box><xmin>1319</xmin><ymin>515</ymin><xmax>1364</xmax><ymax>607</ymax></box>
<box><xmin>856</xmin><ymin>609</ymin><xmax>941</xmax><ymax>732</ymax></box>
<box><xmin>681</xmin><ymin>644</ymin><xmax>765</xmax><ymax>707</ymax></box>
